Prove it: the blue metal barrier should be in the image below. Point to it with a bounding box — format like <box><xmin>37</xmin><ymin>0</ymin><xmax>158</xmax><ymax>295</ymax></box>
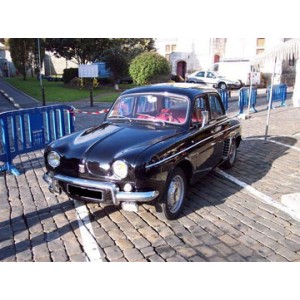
<box><xmin>238</xmin><ymin>87</ymin><xmax>258</xmax><ymax>114</ymax></box>
<box><xmin>218</xmin><ymin>89</ymin><xmax>229</xmax><ymax>110</ymax></box>
<box><xmin>267</xmin><ymin>84</ymin><xmax>287</xmax><ymax>108</ymax></box>
<box><xmin>0</xmin><ymin>105</ymin><xmax>74</xmax><ymax>175</ymax></box>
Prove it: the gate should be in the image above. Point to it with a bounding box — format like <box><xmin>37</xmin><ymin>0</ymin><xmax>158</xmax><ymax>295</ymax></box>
<box><xmin>0</xmin><ymin>105</ymin><xmax>74</xmax><ymax>175</ymax></box>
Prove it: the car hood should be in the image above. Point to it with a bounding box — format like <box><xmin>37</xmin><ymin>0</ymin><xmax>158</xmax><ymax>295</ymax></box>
<box><xmin>50</xmin><ymin>122</ymin><xmax>181</xmax><ymax>165</ymax></box>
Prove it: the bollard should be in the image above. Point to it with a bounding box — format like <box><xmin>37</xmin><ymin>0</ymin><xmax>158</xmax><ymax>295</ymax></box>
<box><xmin>90</xmin><ymin>88</ymin><xmax>94</xmax><ymax>107</ymax></box>
<box><xmin>42</xmin><ymin>87</ymin><xmax>46</xmax><ymax>106</ymax></box>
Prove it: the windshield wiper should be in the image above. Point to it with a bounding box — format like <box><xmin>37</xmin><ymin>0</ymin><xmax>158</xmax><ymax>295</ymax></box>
<box><xmin>108</xmin><ymin>116</ymin><xmax>132</xmax><ymax>122</ymax></box>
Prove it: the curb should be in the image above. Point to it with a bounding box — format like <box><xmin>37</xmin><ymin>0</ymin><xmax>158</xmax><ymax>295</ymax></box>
<box><xmin>0</xmin><ymin>89</ymin><xmax>20</xmax><ymax>109</ymax></box>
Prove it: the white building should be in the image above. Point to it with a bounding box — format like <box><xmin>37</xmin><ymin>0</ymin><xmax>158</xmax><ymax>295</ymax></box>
<box><xmin>155</xmin><ymin>38</ymin><xmax>295</xmax><ymax>85</ymax></box>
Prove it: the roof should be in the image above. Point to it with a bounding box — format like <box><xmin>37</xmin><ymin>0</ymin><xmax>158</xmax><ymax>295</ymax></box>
<box><xmin>121</xmin><ymin>82</ymin><xmax>217</xmax><ymax>99</ymax></box>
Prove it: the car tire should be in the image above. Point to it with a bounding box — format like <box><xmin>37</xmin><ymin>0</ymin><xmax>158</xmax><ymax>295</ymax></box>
<box><xmin>161</xmin><ymin>167</ymin><xmax>186</xmax><ymax>220</ymax></box>
<box><xmin>222</xmin><ymin>139</ymin><xmax>237</xmax><ymax>169</ymax></box>
<box><xmin>218</xmin><ymin>82</ymin><xmax>227</xmax><ymax>90</ymax></box>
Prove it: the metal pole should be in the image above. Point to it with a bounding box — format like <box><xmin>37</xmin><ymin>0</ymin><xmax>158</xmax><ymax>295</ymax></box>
<box><xmin>264</xmin><ymin>56</ymin><xmax>277</xmax><ymax>141</ymax></box>
<box><xmin>37</xmin><ymin>38</ymin><xmax>45</xmax><ymax>106</ymax></box>
<box><xmin>247</xmin><ymin>66</ymin><xmax>253</xmax><ymax>118</ymax></box>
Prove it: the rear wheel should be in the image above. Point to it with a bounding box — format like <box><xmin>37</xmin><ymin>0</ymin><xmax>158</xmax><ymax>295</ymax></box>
<box><xmin>162</xmin><ymin>167</ymin><xmax>186</xmax><ymax>220</ymax></box>
<box><xmin>222</xmin><ymin>140</ymin><xmax>237</xmax><ymax>169</ymax></box>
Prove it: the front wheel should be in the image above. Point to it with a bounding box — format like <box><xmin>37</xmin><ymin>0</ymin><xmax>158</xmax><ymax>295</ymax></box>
<box><xmin>218</xmin><ymin>82</ymin><xmax>227</xmax><ymax>90</ymax></box>
<box><xmin>162</xmin><ymin>168</ymin><xmax>186</xmax><ymax>220</ymax></box>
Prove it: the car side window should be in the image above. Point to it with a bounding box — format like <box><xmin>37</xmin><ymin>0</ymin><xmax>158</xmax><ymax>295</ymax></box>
<box><xmin>207</xmin><ymin>72</ymin><xmax>215</xmax><ymax>78</ymax></box>
<box><xmin>208</xmin><ymin>94</ymin><xmax>224</xmax><ymax>119</ymax></box>
<box><xmin>191</xmin><ymin>96</ymin><xmax>207</xmax><ymax>124</ymax></box>
<box><xmin>196</xmin><ymin>71</ymin><xmax>205</xmax><ymax>77</ymax></box>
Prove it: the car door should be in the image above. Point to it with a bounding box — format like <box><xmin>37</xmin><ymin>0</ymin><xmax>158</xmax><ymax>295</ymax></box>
<box><xmin>205</xmin><ymin>71</ymin><xmax>218</xmax><ymax>86</ymax></box>
<box><xmin>206</xmin><ymin>92</ymin><xmax>228</xmax><ymax>166</ymax></box>
<box><xmin>188</xmin><ymin>95</ymin><xmax>217</xmax><ymax>179</ymax></box>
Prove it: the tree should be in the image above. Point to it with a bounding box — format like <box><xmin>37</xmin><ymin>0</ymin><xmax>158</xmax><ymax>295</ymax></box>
<box><xmin>129</xmin><ymin>52</ymin><xmax>171</xmax><ymax>85</ymax></box>
<box><xmin>9</xmin><ymin>38</ymin><xmax>45</xmax><ymax>80</ymax></box>
<box><xmin>98</xmin><ymin>38</ymin><xmax>155</xmax><ymax>87</ymax></box>
<box><xmin>45</xmin><ymin>38</ymin><xmax>111</xmax><ymax>65</ymax></box>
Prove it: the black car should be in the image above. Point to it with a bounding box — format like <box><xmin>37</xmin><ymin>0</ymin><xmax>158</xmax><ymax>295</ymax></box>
<box><xmin>43</xmin><ymin>83</ymin><xmax>241</xmax><ymax>220</ymax></box>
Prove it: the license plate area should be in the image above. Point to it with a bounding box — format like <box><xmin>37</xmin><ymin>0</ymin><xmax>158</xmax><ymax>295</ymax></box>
<box><xmin>67</xmin><ymin>184</ymin><xmax>103</xmax><ymax>201</ymax></box>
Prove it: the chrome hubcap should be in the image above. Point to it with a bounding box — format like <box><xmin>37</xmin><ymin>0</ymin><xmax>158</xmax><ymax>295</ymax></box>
<box><xmin>167</xmin><ymin>175</ymin><xmax>184</xmax><ymax>213</ymax></box>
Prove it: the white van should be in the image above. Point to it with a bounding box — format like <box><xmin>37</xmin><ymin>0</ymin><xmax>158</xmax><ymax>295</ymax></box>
<box><xmin>212</xmin><ymin>60</ymin><xmax>261</xmax><ymax>86</ymax></box>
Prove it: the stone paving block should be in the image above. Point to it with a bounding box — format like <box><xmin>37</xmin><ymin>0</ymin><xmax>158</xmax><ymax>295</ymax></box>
<box><xmin>174</xmin><ymin>245</ymin><xmax>197</xmax><ymax>258</ymax></box>
<box><xmin>189</xmin><ymin>255</ymin><xmax>206</xmax><ymax>262</ymax></box>
<box><xmin>123</xmin><ymin>248</ymin><xmax>144</xmax><ymax>262</ymax></box>
<box><xmin>256</xmin><ymin>236</ymin><xmax>282</xmax><ymax>251</ymax></box>
<box><xmin>166</xmin><ymin>255</ymin><xmax>187</xmax><ymax>262</ymax></box>
<box><xmin>148</xmin><ymin>254</ymin><xmax>165</xmax><ymax>262</ymax></box>
<box><xmin>104</xmin><ymin>245</ymin><xmax>124</xmax><ymax>261</ymax></box>
<box><xmin>198</xmin><ymin>234</ymin><xmax>221</xmax><ymax>246</ymax></box>
<box><xmin>140</xmin><ymin>246</ymin><xmax>156</xmax><ymax>258</ymax></box>
<box><xmin>275</xmin><ymin>247</ymin><xmax>300</xmax><ymax>262</ymax></box>
<box><xmin>209</xmin><ymin>256</ymin><xmax>227</xmax><ymax>262</ymax></box>
<box><xmin>64</xmin><ymin>240</ymin><xmax>83</xmax><ymax>257</ymax></box>
<box><xmin>32</xmin><ymin>243</ymin><xmax>50</xmax><ymax>260</ymax></box>
<box><xmin>69</xmin><ymin>253</ymin><xmax>87</xmax><ymax>262</ymax></box>
<box><xmin>164</xmin><ymin>234</ymin><xmax>184</xmax><ymax>248</ymax></box>
<box><xmin>115</xmin><ymin>238</ymin><xmax>134</xmax><ymax>251</ymax></box>
<box><xmin>266</xmin><ymin>254</ymin><xmax>289</xmax><ymax>262</ymax></box>
<box><xmin>251</xmin><ymin>244</ymin><xmax>275</xmax><ymax>258</ymax></box>
<box><xmin>238</xmin><ymin>234</ymin><xmax>259</xmax><ymax>247</ymax></box>
<box><xmin>155</xmin><ymin>226</ymin><xmax>174</xmax><ymax>238</ymax></box>
<box><xmin>181</xmin><ymin>233</ymin><xmax>202</xmax><ymax>247</ymax></box>
<box><xmin>278</xmin><ymin>238</ymin><xmax>300</xmax><ymax>252</ymax></box>
<box><xmin>131</xmin><ymin>237</ymin><xmax>151</xmax><ymax>249</ymax></box>
<box><xmin>107</xmin><ymin>229</ymin><xmax>126</xmax><ymax>241</ymax></box>
<box><xmin>51</xmin><ymin>249</ymin><xmax>69</xmax><ymax>262</ymax></box>
<box><xmin>16</xmin><ymin>249</ymin><xmax>32</xmax><ymax>262</ymax></box>
<box><xmin>227</xmin><ymin>253</ymin><xmax>247</xmax><ymax>262</ymax></box>
<box><xmin>96</xmin><ymin>234</ymin><xmax>115</xmax><ymax>249</ymax></box>
<box><xmin>196</xmin><ymin>245</ymin><xmax>217</xmax><ymax>259</ymax></box>
<box><xmin>156</xmin><ymin>245</ymin><xmax>176</xmax><ymax>259</ymax></box>
<box><xmin>232</xmin><ymin>243</ymin><xmax>254</xmax><ymax>258</ymax></box>
<box><xmin>213</xmin><ymin>242</ymin><xmax>235</xmax><ymax>256</ymax></box>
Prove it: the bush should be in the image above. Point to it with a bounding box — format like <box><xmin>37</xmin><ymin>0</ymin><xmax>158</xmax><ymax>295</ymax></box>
<box><xmin>63</xmin><ymin>68</ymin><xmax>78</xmax><ymax>84</ymax></box>
<box><xmin>129</xmin><ymin>52</ymin><xmax>171</xmax><ymax>85</ymax></box>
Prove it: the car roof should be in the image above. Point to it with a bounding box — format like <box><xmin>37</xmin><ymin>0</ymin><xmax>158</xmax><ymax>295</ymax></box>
<box><xmin>120</xmin><ymin>83</ymin><xmax>217</xmax><ymax>99</ymax></box>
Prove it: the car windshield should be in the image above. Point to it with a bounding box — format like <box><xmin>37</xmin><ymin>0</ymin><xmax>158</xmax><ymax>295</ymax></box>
<box><xmin>107</xmin><ymin>93</ymin><xmax>189</xmax><ymax>125</ymax></box>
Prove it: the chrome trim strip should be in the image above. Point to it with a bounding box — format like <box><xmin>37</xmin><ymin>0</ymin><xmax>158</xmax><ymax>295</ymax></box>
<box><xmin>146</xmin><ymin>123</ymin><xmax>240</xmax><ymax>169</ymax></box>
<box><xmin>52</xmin><ymin>174</ymin><xmax>158</xmax><ymax>204</ymax></box>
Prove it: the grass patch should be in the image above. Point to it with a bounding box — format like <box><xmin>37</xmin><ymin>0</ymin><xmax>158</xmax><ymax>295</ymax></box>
<box><xmin>3</xmin><ymin>77</ymin><xmax>132</xmax><ymax>103</ymax></box>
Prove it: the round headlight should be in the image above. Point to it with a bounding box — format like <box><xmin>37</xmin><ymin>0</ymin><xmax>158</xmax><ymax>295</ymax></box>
<box><xmin>47</xmin><ymin>151</ymin><xmax>61</xmax><ymax>168</ymax></box>
<box><xmin>112</xmin><ymin>160</ymin><xmax>128</xmax><ymax>179</ymax></box>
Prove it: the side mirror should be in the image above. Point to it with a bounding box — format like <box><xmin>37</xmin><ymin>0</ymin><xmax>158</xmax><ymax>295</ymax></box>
<box><xmin>201</xmin><ymin>111</ymin><xmax>209</xmax><ymax>128</ymax></box>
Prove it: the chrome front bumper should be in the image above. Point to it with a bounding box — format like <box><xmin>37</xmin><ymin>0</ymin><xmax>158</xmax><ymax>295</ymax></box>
<box><xmin>43</xmin><ymin>172</ymin><xmax>159</xmax><ymax>205</ymax></box>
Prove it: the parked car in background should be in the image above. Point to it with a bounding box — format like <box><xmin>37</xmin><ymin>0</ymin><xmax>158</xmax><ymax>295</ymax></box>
<box><xmin>186</xmin><ymin>70</ymin><xmax>242</xmax><ymax>90</ymax></box>
<box><xmin>43</xmin><ymin>83</ymin><xmax>242</xmax><ymax>220</ymax></box>
<box><xmin>212</xmin><ymin>60</ymin><xmax>261</xmax><ymax>86</ymax></box>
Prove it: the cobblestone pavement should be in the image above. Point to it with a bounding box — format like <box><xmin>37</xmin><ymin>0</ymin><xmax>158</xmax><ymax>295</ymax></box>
<box><xmin>1</xmin><ymin>86</ymin><xmax>300</xmax><ymax>262</ymax></box>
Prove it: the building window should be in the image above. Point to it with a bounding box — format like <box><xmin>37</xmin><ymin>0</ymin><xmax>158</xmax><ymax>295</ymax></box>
<box><xmin>256</xmin><ymin>38</ymin><xmax>265</xmax><ymax>55</ymax></box>
<box><xmin>165</xmin><ymin>44</ymin><xmax>177</xmax><ymax>59</ymax></box>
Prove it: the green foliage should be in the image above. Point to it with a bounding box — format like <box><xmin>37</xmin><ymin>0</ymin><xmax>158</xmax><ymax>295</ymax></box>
<box><xmin>63</xmin><ymin>68</ymin><xmax>78</xmax><ymax>84</ymax></box>
<box><xmin>9</xmin><ymin>38</ymin><xmax>45</xmax><ymax>80</ymax></box>
<box><xmin>45</xmin><ymin>38</ymin><xmax>111</xmax><ymax>65</ymax></box>
<box><xmin>129</xmin><ymin>52</ymin><xmax>171</xmax><ymax>85</ymax></box>
<box><xmin>94</xmin><ymin>38</ymin><xmax>155</xmax><ymax>84</ymax></box>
